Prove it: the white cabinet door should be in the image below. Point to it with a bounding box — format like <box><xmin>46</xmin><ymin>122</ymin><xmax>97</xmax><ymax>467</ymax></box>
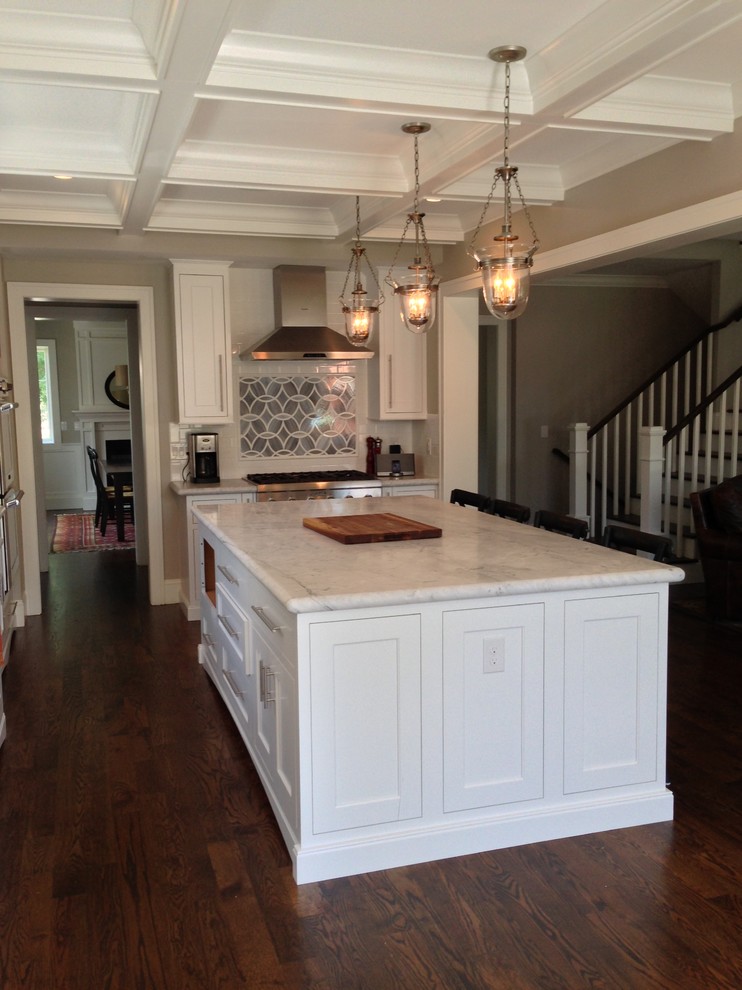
<box><xmin>252</xmin><ymin>624</ymin><xmax>298</xmax><ymax>828</ymax></box>
<box><xmin>563</xmin><ymin>593</ymin><xmax>661</xmax><ymax>793</ymax></box>
<box><xmin>382</xmin><ymin>485</ymin><xmax>438</xmax><ymax>498</ymax></box>
<box><xmin>368</xmin><ymin>269</ymin><xmax>427</xmax><ymax>420</ymax></box>
<box><xmin>442</xmin><ymin>603</ymin><xmax>545</xmax><ymax>812</ymax></box>
<box><xmin>173</xmin><ymin>261</ymin><xmax>233</xmax><ymax>423</ymax></box>
<box><xmin>309</xmin><ymin>614</ymin><xmax>422</xmax><ymax>833</ymax></box>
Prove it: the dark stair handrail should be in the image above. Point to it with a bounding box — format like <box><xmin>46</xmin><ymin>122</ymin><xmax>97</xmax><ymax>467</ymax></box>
<box><xmin>664</xmin><ymin>362</ymin><xmax>742</xmax><ymax>444</ymax></box>
<box><xmin>588</xmin><ymin>302</ymin><xmax>742</xmax><ymax>439</ymax></box>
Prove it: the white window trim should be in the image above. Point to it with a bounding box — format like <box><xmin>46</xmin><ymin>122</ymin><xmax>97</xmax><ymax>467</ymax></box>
<box><xmin>37</xmin><ymin>339</ymin><xmax>62</xmax><ymax>446</ymax></box>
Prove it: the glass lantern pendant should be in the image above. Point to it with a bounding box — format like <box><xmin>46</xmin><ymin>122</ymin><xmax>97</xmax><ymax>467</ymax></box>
<box><xmin>386</xmin><ymin>123</ymin><xmax>439</xmax><ymax>334</ymax></box>
<box><xmin>468</xmin><ymin>46</ymin><xmax>539</xmax><ymax>321</ymax></box>
<box><xmin>340</xmin><ymin>196</ymin><xmax>384</xmax><ymax>346</ymax></box>
<box><xmin>393</xmin><ymin>249</ymin><xmax>439</xmax><ymax>334</ymax></box>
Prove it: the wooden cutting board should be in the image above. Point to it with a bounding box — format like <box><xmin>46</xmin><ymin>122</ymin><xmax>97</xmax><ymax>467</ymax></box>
<box><xmin>303</xmin><ymin>512</ymin><xmax>442</xmax><ymax>545</ymax></box>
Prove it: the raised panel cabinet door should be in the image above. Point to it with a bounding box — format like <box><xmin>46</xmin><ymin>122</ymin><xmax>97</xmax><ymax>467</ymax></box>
<box><xmin>173</xmin><ymin>265</ymin><xmax>233</xmax><ymax>423</ymax></box>
<box><xmin>368</xmin><ymin>268</ymin><xmax>427</xmax><ymax>420</ymax></box>
<box><xmin>309</xmin><ymin>614</ymin><xmax>422</xmax><ymax>833</ymax></box>
<box><xmin>252</xmin><ymin>625</ymin><xmax>298</xmax><ymax>827</ymax></box>
<box><xmin>563</xmin><ymin>593</ymin><xmax>662</xmax><ymax>793</ymax></box>
<box><xmin>442</xmin><ymin>603</ymin><xmax>545</xmax><ymax>812</ymax></box>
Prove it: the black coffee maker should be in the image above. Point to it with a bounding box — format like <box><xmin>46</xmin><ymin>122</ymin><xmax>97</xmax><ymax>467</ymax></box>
<box><xmin>189</xmin><ymin>432</ymin><xmax>220</xmax><ymax>483</ymax></box>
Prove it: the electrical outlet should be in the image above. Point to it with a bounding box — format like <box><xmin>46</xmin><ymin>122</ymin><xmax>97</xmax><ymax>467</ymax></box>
<box><xmin>483</xmin><ymin>636</ymin><xmax>506</xmax><ymax>673</ymax></box>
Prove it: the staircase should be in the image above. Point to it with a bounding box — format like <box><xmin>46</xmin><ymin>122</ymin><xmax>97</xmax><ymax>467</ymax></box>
<box><xmin>570</xmin><ymin>305</ymin><xmax>742</xmax><ymax>563</ymax></box>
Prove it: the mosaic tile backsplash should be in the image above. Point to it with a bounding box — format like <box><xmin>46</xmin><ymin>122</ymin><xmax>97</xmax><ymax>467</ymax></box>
<box><xmin>239</xmin><ymin>374</ymin><xmax>357</xmax><ymax>457</ymax></box>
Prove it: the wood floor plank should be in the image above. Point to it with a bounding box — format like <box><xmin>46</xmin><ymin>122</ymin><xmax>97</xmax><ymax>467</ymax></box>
<box><xmin>1</xmin><ymin>554</ymin><xmax>741</xmax><ymax>989</ymax></box>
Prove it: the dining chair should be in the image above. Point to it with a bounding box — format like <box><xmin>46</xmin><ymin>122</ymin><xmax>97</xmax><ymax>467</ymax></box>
<box><xmin>533</xmin><ymin>509</ymin><xmax>589</xmax><ymax>540</ymax></box>
<box><xmin>486</xmin><ymin>498</ymin><xmax>531</xmax><ymax>523</ymax></box>
<box><xmin>86</xmin><ymin>445</ymin><xmax>134</xmax><ymax>536</ymax></box>
<box><xmin>450</xmin><ymin>489</ymin><xmax>490</xmax><ymax>511</ymax></box>
<box><xmin>601</xmin><ymin>524</ymin><xmax>674</xmax><ymax>562</ymax></box>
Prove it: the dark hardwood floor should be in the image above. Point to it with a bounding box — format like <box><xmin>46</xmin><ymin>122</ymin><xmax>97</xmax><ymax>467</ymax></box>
<box><xmin>0</xmin><ymin>552</ymin><xmax>740</xmax><ymax>989</ymax></box>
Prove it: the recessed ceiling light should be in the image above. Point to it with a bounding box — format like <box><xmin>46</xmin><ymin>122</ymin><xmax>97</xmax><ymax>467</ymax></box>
<box><xmin>425</xmin><ymin>196</ymin><xmax>442</xmax><ymax>203</ymax></box>
<box><xmin>54</xmin><ymin>174</ymin><xmax>73</xmax><ymax>181</ymax></box>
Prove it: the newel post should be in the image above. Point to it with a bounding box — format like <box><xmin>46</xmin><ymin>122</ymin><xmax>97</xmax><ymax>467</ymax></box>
<box><xmin>639</xmin><ymin>425</ymin><xmax>665</xmax><ymax>533</ymax></box>
<box><xmin>569</xmin><ymin>422</ymin><xmax>589</xmax><ymax>525</ymax></box>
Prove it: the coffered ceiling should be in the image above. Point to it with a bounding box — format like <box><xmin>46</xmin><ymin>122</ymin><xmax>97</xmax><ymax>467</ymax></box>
<box><xmin>1</xmin><ymin>0</ymin><xmax>742</xmax><ymax>253</ymax></box>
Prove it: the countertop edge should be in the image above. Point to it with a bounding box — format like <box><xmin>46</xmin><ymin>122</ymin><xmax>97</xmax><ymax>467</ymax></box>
<box><xmin>193</xmin><ymin>503</ymin><xmax>684</xmax><ymax>615</ymax></box>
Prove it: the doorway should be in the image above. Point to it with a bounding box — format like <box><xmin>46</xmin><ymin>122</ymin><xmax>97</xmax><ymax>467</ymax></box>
<box><xmin>7</xmin><ymin>281</ymin><xmax>165</xmax><ymax>615</ymax></box>
<box><xmin>28</xmin><ymin>302</ymin><xmax>140</xmax><ymax>571</ymax></box>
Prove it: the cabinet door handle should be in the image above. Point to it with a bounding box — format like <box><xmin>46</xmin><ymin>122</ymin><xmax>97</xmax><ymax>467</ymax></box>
<box><xmin>218</xmin><ymin>353</ymin><xmax>224</xmax><ymax>411</ymax></box>
<box><xmin>260</xmin><ymin>661</ymin><xmax>275</xmax><ymax>707</ymax></box>
<box><xmin>217</xmin><ymin>613</ymin><xmax>239</xmax><ymax>640</ymax></box>
<box><xmin>252</xmin><ymin>604</ymin><xmax>282</xmax><ymax>633</ymax></box>
<box><xmin>388</xmin><ymin>354</ymin><xmax>393</xmax><ymax>408</ymax></box>
<box><xmin>203</xmin><ymin>632</ymin><xmax>215</xmax><ymax>648</ymax></box>
<box><xmin>264</xmin><ymin>667</ymin><xmax>276</xmax><ymax>707</ymax></box>
<box><xmin>217</xmin><ymin>563</ymin><xmax>239</xmax><ymax>585</ymax></box>
<box><xmin>223</xmin><ymin>669</ymin><xmax>245</xmax><ymax>699</ymax></box>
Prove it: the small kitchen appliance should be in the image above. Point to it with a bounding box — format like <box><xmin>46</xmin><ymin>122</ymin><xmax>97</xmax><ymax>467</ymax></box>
<box><xmin>374</xmin><ymin>452</ymin><xmax>416</xmax><ymax>477</ymax></box>
<box><xmin>189</xmin><ymin>432</ymin><xmax>220</xmax><ymax>484</ymax></box>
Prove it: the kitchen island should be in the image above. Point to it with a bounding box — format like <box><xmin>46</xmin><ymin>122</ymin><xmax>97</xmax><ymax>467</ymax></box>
<box><xmin>194</xmin><ymin>496</ymin><xmax>684</xmax><ymax>884</ymax></box>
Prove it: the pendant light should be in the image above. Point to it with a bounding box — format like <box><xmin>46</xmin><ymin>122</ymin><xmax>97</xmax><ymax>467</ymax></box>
<box><xmin>468</xmin><ymin>46</ymin><xmax>539</xmax><ymax>320</ymax></box>
<box><xmin>385</xmin><ymin>122</ymin><xmax>439</xmax><ymax>334</ymax></box>
<box><xmin>340</xmin><ymin>196</ymin><xmax>384</xmax><ymax>346</ymax></box>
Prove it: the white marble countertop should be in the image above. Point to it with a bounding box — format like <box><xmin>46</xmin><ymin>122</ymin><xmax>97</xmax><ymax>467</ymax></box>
<box><xmin>194</xmin><ymin>496</ymin><xmax>685</xmax><ymax>614</ymax></box>
<box><xmin>170</xmin><ymin>478</ymin><xmax>258</xmax><ymax>496</ymax></box>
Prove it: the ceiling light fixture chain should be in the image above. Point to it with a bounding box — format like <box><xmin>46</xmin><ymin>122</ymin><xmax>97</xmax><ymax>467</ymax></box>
<box><xmin>385</xmin><ymin>122</ymin><xmax>440</xmax><ymax>334</ymax></box>
<box><xmin>339</xmin><ymin>195</ymin><xmax>384</xmax><ymax>347</ymax></box>
<box><xmin>468</xmin><ymin>45</ymin><xmax>539</xmax><ymax>321</ymax></box>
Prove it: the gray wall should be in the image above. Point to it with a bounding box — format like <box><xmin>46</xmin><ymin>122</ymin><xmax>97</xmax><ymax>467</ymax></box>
<box><xmin>506</xmin><ymin>284</ymin><xmax>706</xmax><ymax>515</ymax></box>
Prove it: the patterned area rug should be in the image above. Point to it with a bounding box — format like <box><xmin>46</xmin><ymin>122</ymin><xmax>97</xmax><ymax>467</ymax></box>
<box><xmin>51</xmin><ymin>513</ymin><xmax>135</xmax><ymax>553</ymax></box>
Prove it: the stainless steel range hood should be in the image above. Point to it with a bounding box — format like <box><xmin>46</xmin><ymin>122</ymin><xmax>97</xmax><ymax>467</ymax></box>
<box><xmin>248</xmin><ymin>265</ymin><xmax>373</xmax><ymax>360</ymax></box>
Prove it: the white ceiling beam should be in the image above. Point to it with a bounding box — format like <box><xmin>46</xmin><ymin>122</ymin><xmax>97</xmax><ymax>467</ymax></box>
<box><xmin>528</xmin><ymin>0</ymin><xmax>742</xmax><ymax>119</ymax></box>
<box><xmin>120</xmin><ymin>0</ymin><xmax>240</xmax><ymax>234</ymax></box>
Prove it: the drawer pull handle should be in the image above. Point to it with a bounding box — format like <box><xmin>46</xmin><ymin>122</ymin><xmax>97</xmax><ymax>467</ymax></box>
<box><xmin>217</xmin><ymin>564</ymin><xmax>239</xmax><ymax>585</ymax></box>
<box><xmin>203</xmin><ymin>632</ymin><xmax>215</xmax><ymax>648</ymax></box>
<box><xmin>252</xmin><ymin>605</ymin><xmax>282</xmax><ymax>633</ymax></box>
<box><xmin>217</xmin><ymin>614</ymin><xmax>239</xmax><ymax>640</ymax></box>
<box><xmin>224</xmin><ymin>670</ymin><xmax>245</xmax><ymax>699</ymax></box>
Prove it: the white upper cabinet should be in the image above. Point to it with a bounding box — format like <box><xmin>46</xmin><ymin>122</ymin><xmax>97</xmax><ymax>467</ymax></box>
<box><xmin>367</xmin><ymin>268</ymin><xmax>427</xmax><ymax>420</ymax></box>
<box><xmin>172</xmin><ymin>261</ymin><xmax>233</xmax><ymax>424</ymax></box>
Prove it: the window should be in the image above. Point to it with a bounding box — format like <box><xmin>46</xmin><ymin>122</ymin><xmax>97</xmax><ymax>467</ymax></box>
<box><xmin>37</xmin><ymin>340</ymin><xmax>61</xmax><ymax>445</ymax></box>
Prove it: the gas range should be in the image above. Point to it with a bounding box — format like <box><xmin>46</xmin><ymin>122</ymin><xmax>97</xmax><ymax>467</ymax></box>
<box><xmin>245</xmin><ymin>469</ymin><xmax>382</xmax><ymax>501</ymax></box>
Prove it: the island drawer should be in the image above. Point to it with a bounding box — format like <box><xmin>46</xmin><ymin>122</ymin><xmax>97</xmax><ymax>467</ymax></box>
<box><xmin>214</xmin><ymin>545</ymin><xmax>249</xmax><ymax>596</ymax></box>
<box><xmin>199</xmin><ymin>591</ymin><xmax>220</xmax><ymax>677</ymax></box>
<box><xmin>247</xmin><ymin>575</ymin><xmax>297</xmax><ymax>664</ymax></box>
<box><xmin>221</xmin><ymin>634</ymin><xmax>253</xmax><ymax>723</ymax></box>
<box><xmin>215</xmin><ymin>584</ymin><xmax>249</xmax><ymax>661</ymax></box>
